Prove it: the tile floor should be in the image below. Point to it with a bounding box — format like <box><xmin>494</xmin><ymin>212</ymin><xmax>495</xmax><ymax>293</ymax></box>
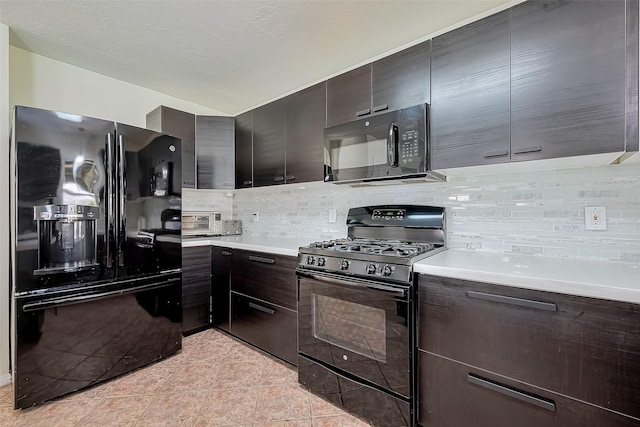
<box><xmin>0</xmin><ymin>328</ymin><xmax>372</xmax><ymax>426</ymax></box>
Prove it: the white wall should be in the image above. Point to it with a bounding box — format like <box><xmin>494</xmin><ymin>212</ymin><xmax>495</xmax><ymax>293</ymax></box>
<box><xmin>1</xmin><ymin>23</ymin><xmax>11</xmax><ymax>385</ymax></box>
<box><xmin>9</xmin><ymin>46</ymin><xmax>226</xmax><ymax>127</ymax></box>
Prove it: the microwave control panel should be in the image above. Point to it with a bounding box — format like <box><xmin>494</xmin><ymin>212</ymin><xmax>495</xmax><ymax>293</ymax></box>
<box><xmin>399</xmin><ymin>128</ymin><xmax>423</xmax><ymax>168</ymax></box>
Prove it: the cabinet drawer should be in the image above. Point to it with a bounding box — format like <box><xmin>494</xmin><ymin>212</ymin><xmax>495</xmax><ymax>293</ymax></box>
<box><xmin>230</xmin><ymin>250</ymin><xmax>297</xmax><ymax>310</ymax></box>
<box><xmin>230</xmin><ymin>292</ymin><xmax>297</xmax><ymax>365</ymax></box>
<box><xmin>182</xmin><ymin>246</ymin><xmax>212</xmax><ymax>267</ymax></box>
<box><xmin>418</xmin><ymin>350</ymin><xmax>638</xmax><ymax>427</ymax></box>
<box><xmin>418</xmin><ymin>274</ymin><xmax>640</xmax><ymax>419</ymax></box>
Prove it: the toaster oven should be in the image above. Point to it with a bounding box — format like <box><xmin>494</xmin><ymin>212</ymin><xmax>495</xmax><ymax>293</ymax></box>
<box><xmin>181</xmin><ymin>211</ymin><xmax>222</xmax><ymax>236</ymax></box>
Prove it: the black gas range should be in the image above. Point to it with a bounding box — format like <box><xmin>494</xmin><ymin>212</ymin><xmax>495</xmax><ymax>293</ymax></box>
<box><xmin>297</xmin><ymin>205</ymin><xmax>446</xmax><ymax>284</ymax></box>
<box><xmin>296</xmin><ymin>205</ymin><xmax>446</xmax><ymax>427</ymax></box>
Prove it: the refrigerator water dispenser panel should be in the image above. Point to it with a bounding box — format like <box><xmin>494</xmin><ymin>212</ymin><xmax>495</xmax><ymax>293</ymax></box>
<box><xmin>34</xmin><ymin>204</ymin><xmax>100</xmax><ymax>275</ymax></box>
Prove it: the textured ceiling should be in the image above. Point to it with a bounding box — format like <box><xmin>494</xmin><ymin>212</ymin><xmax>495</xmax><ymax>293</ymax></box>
<box><xmin>1</xmin><ymin>0</ymin><xmax>514</xmax><ymax>115</ymax></box>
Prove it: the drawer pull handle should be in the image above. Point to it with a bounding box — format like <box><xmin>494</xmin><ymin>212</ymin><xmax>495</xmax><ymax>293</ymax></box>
<box><xmin>221</xmin><ymin>251</ymin><xmax>232</xmax><ymax>256</ymax></box>
<box><xmin>513</xmin><ymin>145</ymin><xmax>542</xmax><ymax>155</ymax></box>
<box><xmin>248</xmin><ymin>255</ymin><xmax>276</xmax><ymax>264</ymax></box>
<box><xmin>372</xmin><ymin>104</ymin><xmax>389</xmax><ymax>113</ymax></box>
<box><xmin>274</xmin><ymin>176</ymin><xmax>285</xmax><ymax>182</ymax></box>
<box><xmin>243</xmin><ymin>180</ymin><xmax>252</xmax><ymax>185</ymax></box>
<box><xmin>467</xmin><ymin>291</ymin><xmax>557</xmax><ymax>312</ymax></box>
<box><xmin>467</xmin><ymin>374</ymin><xmax>556</xmax><ymax>412</ymax></box>
<box><xmin>284</xmin><ymin>175</ymin><xmax>295</xmax><ymax>181</ymax></box>
<box><xmin>356</xmin><ymin>108</ymin><xmax>371</xmax><ymax>117</ymax></box>
<box><xmin>483</xmin><ymin>149</ymin><xmax>509</xmax><ymax>158</ymax></box>
<box><xmin>248</xmin><ymin>302</ymin><xmax>275</xmax><ymax>315</ymax></box>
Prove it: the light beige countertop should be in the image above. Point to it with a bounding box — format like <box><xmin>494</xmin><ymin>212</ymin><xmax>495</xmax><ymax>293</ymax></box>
<box><xmin>182</xmin><ymin>235</ymin><xmax>314</xmax><ymax>257</ymax></box>
<box><xmin>415</xmin><ymin>249</ymin><xmax>640</xmax><ymax>304</ymax></box>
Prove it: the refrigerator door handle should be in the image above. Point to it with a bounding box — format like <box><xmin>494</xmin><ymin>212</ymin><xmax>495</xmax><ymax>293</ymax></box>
<box><xmin>105</xmin><ymin>133</ymin><xmax>115</xmax><ymax>269</ymax></box>
<box><xmin>21</xmin><ymin>277</ymin><xmax>181</xmax><ymax>312</ymax></box>
<box><xmin>117</xmin><ymin>134</ymin><xmax>126</xmax><ymax>267</ymax></box>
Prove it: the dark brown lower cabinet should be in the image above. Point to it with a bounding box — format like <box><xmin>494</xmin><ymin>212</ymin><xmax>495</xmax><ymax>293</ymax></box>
<box><xmin>211</xmin><ymin>247</ymin><xmax>232</xmax><ymax>332</ymax></box>
<box><xmin>418</xmin><ymin>350</ymin><xmax>638</xmax><ymax>427</ymax></box>
<box><xmin>182</xmin><ymin>246</ymin><xmax>212</xmax><ymax>335</ymax></box>
<box><xmin>230</xmin><ymin>291</ymin><xmax>297</xmax><ymax>365</ymax></box>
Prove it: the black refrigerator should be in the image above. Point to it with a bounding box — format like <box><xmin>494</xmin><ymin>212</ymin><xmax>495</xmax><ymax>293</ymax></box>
<box><xmin>10</xmin><ymin>106</ymin><xmax>183</xmax><ymax>409</ymax></box>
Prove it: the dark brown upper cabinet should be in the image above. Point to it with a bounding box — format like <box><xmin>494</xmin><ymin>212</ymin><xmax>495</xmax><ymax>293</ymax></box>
<box><xmin>146</xmin><ymin>106</ymin><xmax>196</xmax><ymax>188</ymax></box>
<box><xmin>430</xmin><ymin>11</ymin><xmax>510</xmax><ymax>170</ymax></box>
<box><xmin>510</xmin><ymin>0</ymin><xmax>627</xmax><ymax>161</ymax></box>
<box><xmin>195</xmin><ymin>116</ymin><xmax>235</xmax><ymax>190</ymax></box>
<box><xmin>252</xmin><ymin>98</ymin><xmax>287</xmax><ymax>187</ymax></box>
<box><xmin>284</xmin><ymin>82</ymin><xmax>327</xmax><ymax>184</ymax></box>
<box><xmin>326</xmin><ymin>41</ymin><xmax>430</xmax><ymax>127</ymax></box>
<box><xmin>234</xmin><ymin>111</ymin><xmax>253</xmax><ymax>189</ymax></box>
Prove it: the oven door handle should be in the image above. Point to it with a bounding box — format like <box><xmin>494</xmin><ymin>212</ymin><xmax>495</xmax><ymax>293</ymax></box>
<box><xmin>297</xmin><ymin>270</ymin><xmax>407</xmax><ymax>296</ymax></box>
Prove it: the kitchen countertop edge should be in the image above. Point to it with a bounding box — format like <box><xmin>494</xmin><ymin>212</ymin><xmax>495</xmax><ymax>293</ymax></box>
<box><xmin>415</xmin><ymin>249</ymin><xmax>640</xmax><ymax>305</ymax></box>
<box><xmin>182</xmin><ymin>235</ymin><xmax>313</xmax><ymax>257</ymax></box>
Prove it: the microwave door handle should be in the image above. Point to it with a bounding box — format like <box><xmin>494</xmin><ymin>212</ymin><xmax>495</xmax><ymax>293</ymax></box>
<box><xmin>387</xmin><ymin>123</ymin><xmax>399</xmax><ymax>167</ymax></box>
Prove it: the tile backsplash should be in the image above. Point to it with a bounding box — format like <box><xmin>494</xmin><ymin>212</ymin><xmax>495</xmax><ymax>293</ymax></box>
<box><xmin>187</xmin><ymin>162</ymin><xmax>640</xmax><ymax>264</ymax></box>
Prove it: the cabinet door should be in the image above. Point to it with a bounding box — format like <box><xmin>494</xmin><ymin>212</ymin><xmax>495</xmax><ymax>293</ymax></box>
<box><xmin>230</xmin><ymin>250</ymin><xmax>297</xmax><ymax>310</ymax></box>
<box><xmin>285</xmin><ymin>82</ymin><xmax>326</xmax><ymax>184</ymax></box>
<box><xmin>418</xmin><ymin>351</ymin><xmax>639</xmax><ymax>427</ymax></box>
<box><xmin>234</xmin><ymin>111</ymin><xmax>253</xmax><ymax>188</ymax></box>
<box><xmin>430</xmin><ymin>11</ymin><xmax>510</xmax><ymax>169</ymax></box>
<box><xmin>511</xmin><ymin>0</ymin><xmax>626</xmax><ymax>161</ymax></box>
<box><xmin>146</xmin><ymin>106</ymin><xmax>196</xmax><ymax>189</ymax></box>
<box><xmin>418</xmin><ymin>274</ymin><xmax>640</xmax><ymax>419</ymax></box>
<box><xmin>182</xmin><ymin>247</ymin><xmax>212</xmax><ymax>335</ymax></box>
<box><xmin>211</xmin><ymin>246</ymin><xmax>232</xmax><ymax>332</ymax></box>
<box><xmin>252</xmin><ymin>98</ymin><xmax>286</xmax><ymax>187</ymax></box>
<box><xmin>230</xmin><ymin>292</ymin><xmax>297</xmax><ymax>365</ymax></box>
<box><xmin>326</xmin><ymin>64</ymin><xmax>371</xmax><ymax>127</ymax></box>
<box><xmin>371</xmin><ymin>40</ymin><xmax>430</xmax><ymax>114</ymax></box>
<box><xmin>195</xmin><ymin>116</ymin><xmax>235</xmax><ymax>189</ymax></box>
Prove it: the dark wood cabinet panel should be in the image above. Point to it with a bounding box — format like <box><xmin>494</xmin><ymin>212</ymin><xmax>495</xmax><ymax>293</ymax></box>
<box><xmin>234</xmin><ymin>111</ymin><xmax>253</xmax><ymax>188</ymax></box>
<box><xmin>146</xmin><ymin>106</ymin><xmax>196</xmax><ymax>189</ymax></box>
<box><xmin>430</xmin><ymin>11</ymin><xmax>510</xmax><ymax>169</ymax></box>
<box><xmin>230</xmin><ymin>249</ymin><xmax>297</xmax><ymax>310</ymax></box>
<box><xmin>230</xmin><ymin>292</ymin><xmax>297</xmax><ymax>365</ymax></box>
<box><xmin>372</xmin><ymin>40</ymin><xmax>430</xmax><ymax>114</ymax></box>
<box><xmin>182</xmin><ymin>246</ymin><xmax>212</xmax><ymax>335</ymax></box>
<box><xmin>418</xmin><ymin>274</ymin><xmax>640</xmax><ymax>419</ymax></box>
<box><xmin>211</xmin><ymin>246</ymin><xmax>232</xmax><ymax>332</ymax></box>
<box><xmin>326</xmin><ymin>64</ymin><xmax>372</xmax><ymax>127</ymax></box>
<box><xmin>285</xmin><ymin>82</ymin><xmax>326</xmax><ymax>183</ymax></box>
<box><xmin>252</xmin><ymin>98</ymin><xmax>286</xmax><ymax>187</ymax></box>
<box><xmin>195</xmin><ymin>116</ymin><xmax>235</xmax><ymax>189</ymax></box>
<box><xmin>510</xmin><ymin>0</ymin><xmax>627</xmax><ymax>161</ymax></box>
<box><xmin>418</xmin><ymin>350</ymin><xmax>639</xmax><ymax>427</ymax></box>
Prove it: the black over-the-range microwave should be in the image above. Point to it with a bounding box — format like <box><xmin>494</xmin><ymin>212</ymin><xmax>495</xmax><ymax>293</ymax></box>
<box><xmin>323</xmin><ymin>103</ymin><xmax>445</xmax><ymax>184</ymax></box>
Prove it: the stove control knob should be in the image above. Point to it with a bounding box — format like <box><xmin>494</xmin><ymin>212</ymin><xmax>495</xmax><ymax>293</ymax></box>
<box><xmin>306</xmin><ymin>256</ymin><xmax>316</xmax><ymax>265</ymax></box>
<box><xmin>382</xmin><ymin>265</ymin><xmax>393</xmax><ymax>277</ymax></box>
<box><xmin>340</xmin><ymin>260</ymin><xmax>350</xmax><ymax>270</ymax></box>
<box><xmin>366</xmin><ymin>263</ymin><xmax>377</xmax><ymax>274</ymax></box>
<box><xmin>317</xmin><ymin>257</ymin><xmax>326</xmax><ymax>267</ymax></box>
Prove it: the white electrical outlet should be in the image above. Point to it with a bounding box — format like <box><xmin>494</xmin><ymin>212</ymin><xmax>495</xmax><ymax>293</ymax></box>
<box><xmin>328</xmin><ymin>208</ymin><xmax>337</xmax><ymax>223</ymax></box>
<box><xmin>585</xmin><ymin>206</ymin><xmax>606</xmax><ymax>231</ymax></box>
<box><xmin>252</xmin><ymin>211</ymin><xmax>259</xmax><ymax>223</ymax></box>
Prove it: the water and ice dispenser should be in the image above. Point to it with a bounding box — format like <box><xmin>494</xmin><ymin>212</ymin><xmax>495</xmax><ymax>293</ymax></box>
<box><xmin>34</xmin><ymin>204</ymin><xmax>100</xmax><ymax>275</ymax></box>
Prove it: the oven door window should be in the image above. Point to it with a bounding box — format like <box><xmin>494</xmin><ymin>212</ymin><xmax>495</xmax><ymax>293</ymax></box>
<box><xmin>313</xmin><ymin>293</ymin><xmax>386</xmax><ymax>362</ymax></box>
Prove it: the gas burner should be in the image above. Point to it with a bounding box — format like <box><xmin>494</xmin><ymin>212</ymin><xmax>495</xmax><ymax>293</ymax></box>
<box><xmin>309</xmin><ymin>238</ymin><xmax>436</xmax><ymax>258</ymax></box>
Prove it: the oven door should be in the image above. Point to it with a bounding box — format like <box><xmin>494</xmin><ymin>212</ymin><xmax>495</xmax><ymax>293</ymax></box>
<box><xmin>297</xmin><ymin>270</ymin><xmax>412</xmax><ymax>398</ymax></box>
